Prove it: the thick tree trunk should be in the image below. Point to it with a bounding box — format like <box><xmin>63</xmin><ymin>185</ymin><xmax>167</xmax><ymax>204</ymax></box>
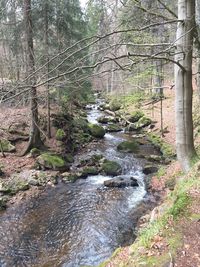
<box><xmin>23</xmin><ymin>0</ymin><xmax>42</xmax><ymax>154</ymax></box>
<box><xmin>175</xmin><ymin>0</ymin><xmax>196</xmax><ymax>172</ymax></box>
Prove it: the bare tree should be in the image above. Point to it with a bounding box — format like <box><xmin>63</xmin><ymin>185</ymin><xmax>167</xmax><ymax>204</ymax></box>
<box><xmin>175</xmin><ymin>0</ymin><xmax>196</xmax><ymax>171</ymax></box>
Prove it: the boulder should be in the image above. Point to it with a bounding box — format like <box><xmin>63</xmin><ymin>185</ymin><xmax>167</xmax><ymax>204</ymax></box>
<box><xmin>97</xmin><ymin>116</ymin><xmax>117</xmax><ymax>124</ymax></box>
<box><xmin>106</xmin><ymin>124</ymin><xmax>122</xmax><ymax>133</ymax></box>
<box><xmin>126</xmin><ymin>110</ymin><xmax>144</xmax><ymax>123</ymax></box>
<box><xmin>0</xmin><ymin>139</ymin><xmax>16</xmax><ymax>152</ymax></box>
<box><xmin>133</xmin><ymin>116</ymin><xmax>152</xmax><ymax>130</ymax></box>
<box><xmin>101</xmin><ymin>160</ymin><xmax>122</xmax><ymax>176</ymax></box>
<box><xmin>104</xmin><ymin>176</ymin><xmax>139</xmax><ymax>188</ymax></box>
<box><xmin>108</xmin><ymin>99</ymin><xmax>121</xmax><ymax>111</ymax></box>
<box><xmin>36</xmin><ymin>153</ymin><xmax>69</xmax><ymax>171</ymax></box>
<box><xmin>88</xmin><ymin>124</ymin><xmax>105</xmax><ymax>138</ymax></box>
<box><xmin>79</xmin><ymin>167</ymin><xmax>99</xmax><ymax>178</ymax></box>
<box><xmin>143</xmin><ymin>165</ymin><xmax>158</xmax><ymax>175</ymax></box>
<box><xmin>117</xmin><ymin>140</ymin><xmax>139</xmax><ymax>153</ymax></box>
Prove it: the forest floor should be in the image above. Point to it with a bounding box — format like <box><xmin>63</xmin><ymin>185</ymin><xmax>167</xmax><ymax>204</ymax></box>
<box><xmin>102</xmin><ymin>89</ymin><xmax>200</xmax><ymax>267</ymax></box>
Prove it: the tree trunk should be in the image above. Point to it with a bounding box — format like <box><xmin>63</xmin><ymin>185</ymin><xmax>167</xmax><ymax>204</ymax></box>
<box><xmin>175</xmin><ymin>0</ymin><xmax>196</xmax><ymax>172</ymax></box>
<box><xmin>196</xmin><ymin>0</ymin><xmax>200</xmax><ymax>100</ymax></box>
<box><xmin>23</xmin><ymin>0</ymin><xmax>42</xmax><ymax>154</ymax></box>
<box><xmin>44</xmin><ymin>0</ymin><xmax>51</xmax><ymax>138</ymax></box>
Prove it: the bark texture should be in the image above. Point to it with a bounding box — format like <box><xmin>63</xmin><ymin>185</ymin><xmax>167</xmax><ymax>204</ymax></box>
<box><xmin>175</xmin><ymin>0</ymin><xmax>196</xmax><ymax>171</ymax></box>
<box><xmin>23</xmin><ymin>0</ymin><xmax>42</xmax><ymax>154</ymax></box>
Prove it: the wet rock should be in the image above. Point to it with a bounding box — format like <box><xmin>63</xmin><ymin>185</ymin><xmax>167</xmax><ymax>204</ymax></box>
<box><xmin>0</xmin><ymin>139</ymin><xmax>16</xmax><ymax>152</ymax></box>
<box><xmin>101</xmin><ymin>160</ymin><xmax>122</xmax><ymax>176</ymax></box>
<box><xmin>79</xmin><ymin>167</ymin><xmax>99</xmax><ymax>178</ymax></box>
<box><xmin>88</xmin><ymin>124</ymin><xmax>105</xmax><ymax>138</ymax></box>
<box><xmin>106</xmin><ymin>124</ymin><xmax>122</xmax><ymax>132</ymax></box>
<box><xmin>104</xmin><ymin>176</ymin><xmax>139</xmax><ymax>188</ymax></box>
<box><xmin>62</xmin><ymin>173</ymin><xmax>79</xmax><ymax>183</ymax></box>
<box><xmin>117</xmin><ymin>140</ymin><xmax>139</xmax><ymax>153</ymax></box>
<box><xmin>143</xmin><ymin>165</ymin><xmax>158</xmax><ymax>175</ymax></box>
<box><xmin>36</xmin><ymin>153</ymin><xmax>69</xmax><ymax>171</ymax></box>
<box><xmin>97</xmin><ymin>116</ymin><xmax>117</xmax><ymax>124</ymax></box>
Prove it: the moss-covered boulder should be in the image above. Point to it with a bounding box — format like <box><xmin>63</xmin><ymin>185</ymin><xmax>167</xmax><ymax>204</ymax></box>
<box><xmin>127</xmin><ymin>110</ymin><xmax>144</xmax><ymax>123</ymax></box>
<box><xmin>108</xmin><ymin>99</ymin><xmax>121</xmax><ymax>111</ymax></box>
<box><xmin>101</xmin><ymin>160</ymin><xmax>122</xmax><ymax>176</ymax></box>
<box><xmin>62</xmin><ymin>173</ymin><xmax>79</xmax><ymax>183</ymax></box>
<box><xmin>73</xmin><ymin>117</ymin><xmax>89</xmax><ymax>132</ymax></box>
<box><xmin>133</xmin><ymin>116</ymin><xmax>152</xmax><ymax>130</ymax></box>
<box><xmin>148</xmin><ymin>133</ymin><xmax>176</xmax><ymax>158</ymax></box>
<box><xmin>106</xmin><ymin>124</ymin><xmax>122</xmax><ymax>133</ymax></box>
<box><xmin>80</xmin><ymin>167</ymin><xmax>99</xmax><ymax>178</ymax></box>
<box><xmin>117</xmin><ymin>140</ymin><xmax>139</xmax><ymax>153</ymax></box>
<box><xmin>0</xmin><ymin>139</ymin><xmax>16</xmax><ymax>152</ymax></box>
<box><xmin>36</xmin><ymin>153</ymin><xmax>69</xmax><ymax>171</ymax></box>
<box><xmin>97</xmin><ymin>116</ymin><xmax>117</xmax><ymax>124</ymax></box>
<box><xmin>56</xmin><ymin>129</ymin><xmax>66</xmax><ymax>141</ymax></box>
<box><xmin>88</xmin><ymin>124</ymin><xmax>105</xmax><ymax>138</ymax></box>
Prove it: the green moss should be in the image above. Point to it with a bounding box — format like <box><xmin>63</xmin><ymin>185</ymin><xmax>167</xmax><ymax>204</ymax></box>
<box><xmin>148</xmin><ymin>133</ymin><xmax>175</xmax><ymax>158</ymax></box>
<box><xmin>108</xmin><ymin>99</ymin><xmax>122</xmax><ymax>111</ymax></box>
<box><xmin>169</xmin><ymin>192</ymin><xmax>191</xmax><ymax>219</ymax></box>
<box><xmin>134</xmin><ymin>116</ymin><xmax>152</xmax><ymax>129</ymax></box>
<box><xmin>117</xmin><ymin>141</ymin><xmax>139</xmax><ymax>153</ymax></box>
<box><xmin>127</xmin><ymin>110</ymin><xmax>144</xmax><ymax>123</ymax></box>
<box><xmin>30</xmin><ymin>148</ymin><xmax>41</xmax><ymax>158</ymax></box>
<box><xmin>101</xmin><ymin>160</ymin><xmax>122</xmax><ymax>176</ymax></box>
<box><xmin>56</xmin><ymin>129</ymin><xmax>66</xmax><ymax>141</ymax></box>
<box><xmin>106</xmin><ymin>124</ymin><xmax>122</xmax><ymax>132</ymax></box>
<box><xmin>37</xmin><ymin>153</ymin><xmax>69</xmax><ymax>171</ymax></box>
<box><xmin>81</xmin><ymin>167</ymin><xmax>99</xmax><ymax>177</ymax></box>
<box><xmin>88</xmin><ymin>124</ymin><xmax>105</xmax><ymax>138</ymax></box>
<box><xmin>0</xmin><ymin>139</ymin><xmax>16</xmax><ymax>152</ymax></box>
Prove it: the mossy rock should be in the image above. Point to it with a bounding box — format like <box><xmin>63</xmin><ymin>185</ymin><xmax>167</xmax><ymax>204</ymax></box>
<box><xmin>30</xmin><ymin>148</ymin><xmax>41</xmax><ymax>158</ymax></box>
<box><xmin>117</xmin><ymin>141</ymin><xmax>139</xmax><ymax>153</ymax></box>
<box><xmin>133</xmin><ymin>116</ymin><xmax>152</xmax><ymax>130</ymax></box>
<box><xmin>64</xmin><ymin>153</ymin><xmax>74</xmax><ymax>163</ymax></box>
<box><xmin>88</xmin><ymin>124</ymin><xmax>105</xmax><ymax>138</ymax></box>
<box><xmin>148</xmin><ymin>133</ymin><xmax>176</xmax><ymax>158</ymax></box>
<box><xmin>106</xmin><ymin>124</ymin><xmax>122</xmax><ymax>133</ymax></box>
<box><xmin>73</xmin><ymin>117</ymin><xmax>89</xmax><ymax>132</ymax></box>
<box><xmin>127</xmin><ymin>110</ymin><xmax>144</xmax><ymax>123</ymax></box>
<box><xmin>62</xmin><ymin>173</ymin><xmax>79</xmax><ymax>183</ymax></box>
<box><xmin>143</xmin><ymin>165</ymin><xmax>158</xmax><ymax>175</ymax></box>
<box><xmin>0</xmin><ymin>139</ymin><xmax>16</xmax><ymax>152</ymax></box>
<box><xmin>108</xmin><ymin>99</ymin><xmax>121</xmax><ymax>111</ymax></box>
<box><xmin>80</xmin><ymin>167</ymin><xmax>99</xmax><ymax>178</ymax></box>
<box><xmin>97</xmin><ymin>116</ymin><xmax>117</xmax><ymax>124</ymax></box>
<box><xmin>101</xmin><ymin>160</ymin><xmax>122</xmax><ymax>176</ymax></box>
<box><xmin>56</xmin><ymin>129</ymin><xmax>66</xmax><ymax>141</ymax></box>
<box><xmin>36</xmin><ymin>153</ymin><xmax>69</xmax><ymax>171</ymax></box>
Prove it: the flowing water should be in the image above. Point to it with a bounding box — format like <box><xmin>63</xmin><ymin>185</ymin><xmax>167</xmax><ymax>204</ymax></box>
<box><xmin>0</xmin><ymin>99</ymin><xmax>156</xmax><ymax>267</ymax></box>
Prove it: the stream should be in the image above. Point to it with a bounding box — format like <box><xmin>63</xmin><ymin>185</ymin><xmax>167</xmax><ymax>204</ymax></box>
<box><xmin>0</xmin><ymin>98</ymin><xmax>157</xmax><ymax>267</ymax></box>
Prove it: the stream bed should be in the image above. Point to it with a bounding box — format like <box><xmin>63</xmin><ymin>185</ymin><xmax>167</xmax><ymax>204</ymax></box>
<box><xmin>0</xmin><ymin>98</ymin><xmax>158</xmax><ymax>267</ymax></box>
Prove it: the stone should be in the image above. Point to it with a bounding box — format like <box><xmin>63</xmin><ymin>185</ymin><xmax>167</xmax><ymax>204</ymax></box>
<box><xmin>126</xmin><ymin>110</ymin><xmax>144</xmax><ymax>123</ymax></box>
<box><xmin>0</xmin><ymin>197</ymin><xmax>7</xmax><ymax>210</ymax></box>
<box><xmin>30</xmin><ymin>148</ymin><xmax>41</xmax><ymax>158</ymax></box>
<box><xmin>88</xmin><ymin>124</ymin><xmax>105</xmax><ymax>138</ymax></box>
<box><xmin>133</xmin><ymin>116</ymin><xmax>152</xmax><ymax>130</ymax></box>
<box><xmin>97</xmin><ymin>116</ymin><xmax>117</xmax><ymax>124</ymax></box>
<box><xmin>117</xmin><ymin>140</ymin><xmax>139</xmax><ymax>153</ymax></box>
<box><xmin>80</xmin><ymin>167</ymin><xmax>99</xmax><ymax>178</ymax></box>
<box><xmin>108</xmin><ymin>99</ymin><xmax>121</xmax><ymax>111</ymax></box>
<box><xmin>104</xmin><ymin>176</ymin><xmax>139</xmax><ymax>188</ymax></box>
<box><xmin>143</xmin><ymin>165</ymin><xmax>158</xmax><ymax>175</ymax></box>
<box><xmin>106</xmin><ymin>124</ymin><xmax>122</xmax><ymax>132</ymax></box>
<box><xmin>101</xmin><ymin>160</ymin><xmax>122</xmax><ymax>176</ymax></box>
<box><xmin>0</xmin><ymin>139</ymin><xmax>16</xmax><ymax>152</ymax></box>
<box><xmin>36</xmin><ymin>153</ymin><xmax>69</xmax><ymax>171</ymax></box>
